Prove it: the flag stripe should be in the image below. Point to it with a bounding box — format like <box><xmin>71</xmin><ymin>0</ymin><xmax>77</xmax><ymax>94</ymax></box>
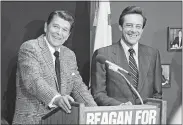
<box><xmin>93</xmin><ymin>1</ymin><xmax>112</xmax><ymax>52</ymax></box>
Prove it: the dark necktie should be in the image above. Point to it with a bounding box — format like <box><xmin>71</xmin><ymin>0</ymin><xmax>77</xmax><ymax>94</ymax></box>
<box><xmin>54</xmin><ymin>51</ymin><xmax>61</xmax><ymax>87</ymax></box>
<box><xmin>128</xmin><ymin>48</ymin><xmax>139</xmax><ymax>89</ymax></box>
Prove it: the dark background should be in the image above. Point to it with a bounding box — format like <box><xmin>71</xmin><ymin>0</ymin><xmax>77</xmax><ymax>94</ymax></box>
<box><xmin>1</xmin><ymin>1</ymin><xmax>90</xmax><ymax>124</ymax></box>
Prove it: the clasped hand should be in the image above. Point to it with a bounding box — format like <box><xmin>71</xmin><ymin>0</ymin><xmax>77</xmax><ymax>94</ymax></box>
<box><xmin>53</xmin><ymin>95</ymin><xmax>74</xmax><ymax>113</ymax></box>
<box><xmin>120</xmin><ymin>101</ymin><xmax>133</xmax><ymax>106</ymax></box>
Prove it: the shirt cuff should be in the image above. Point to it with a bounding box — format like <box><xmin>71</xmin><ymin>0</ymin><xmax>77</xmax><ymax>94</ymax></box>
<box><xmin>48</xmin><ymin>94</ymin><xmax>61</xmax><ymax>108</ymax></box>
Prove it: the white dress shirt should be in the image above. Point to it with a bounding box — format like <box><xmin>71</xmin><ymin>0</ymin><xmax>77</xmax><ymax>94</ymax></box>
<box><xmin>120</xmin><ymin>39</ymin><xmax>139</xmax><ymax>69</ymax></box>
<box><xmin>44</xmin><ymin>37</ymin><xmax>60</xmax><ymax>67</ymax></box>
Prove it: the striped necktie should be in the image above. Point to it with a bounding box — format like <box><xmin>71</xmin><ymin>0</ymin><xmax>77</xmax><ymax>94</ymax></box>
<box><xmin>128</xmin><ymin>48</ymin><xmax>139</xmax><ymax>89</ymax></box>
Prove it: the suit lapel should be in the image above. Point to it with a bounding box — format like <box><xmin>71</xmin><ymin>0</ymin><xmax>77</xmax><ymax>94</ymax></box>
<box><xmin>111</xmin><ymin>41</ymin><xmax>133</xmax><ymax>85</ymax></box>
<box><xmin>58</xmin><ymin>46</ymin><xmax>67</xmax><ymax>95</ymax></box>
<box><xmin>112</xmin><ymin>41</ymin><xmax>130</xmax><ymax>73</ymax></box>
<box><xmin>111</xmin><ymin>41</ymin><xmax>136</xmax><ymax>102</ymax></box>
<box><xmin>38</xmin><ymin>35</ymin><xmax>59</xmax><ymax>91</ymax></box>
<box><xmin>137</xmin><ymin>44</ymin><xmax>151</xmax><ymax>92</ymax></box>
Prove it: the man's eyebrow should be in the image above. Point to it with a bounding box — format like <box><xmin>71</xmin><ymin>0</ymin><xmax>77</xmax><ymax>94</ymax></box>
<box><xmin>63</xmin><ymin>27</ymin><xmax>69</xmax><ymax>30</ymax></box>
<box><xmin>52</xmin><ymin>23</ymin><xmax>59</xmax><ymax>26</ymax></box>
<box><xmin>136</xmin><ymin>24</ymin><xmax>142</xmax><ymax>26</ymax></box>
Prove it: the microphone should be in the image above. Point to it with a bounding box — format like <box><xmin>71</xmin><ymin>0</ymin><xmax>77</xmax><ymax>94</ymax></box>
<box><xmin>96</xmin><ymin>55</ymin><xmax>144</xmax><ymax>105</ymax></box>
<box><xmin>96</xmin><ymin>55</ymin><xmax>130</xmax><ymax>75</ymax></box>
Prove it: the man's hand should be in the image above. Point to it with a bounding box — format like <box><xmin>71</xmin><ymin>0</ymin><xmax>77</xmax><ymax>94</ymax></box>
<box><xmin>125</xmin><ymin>101</ymin><xmax>133</xmax><ymax>105</ymax></box>
<box><xmin>53</xmin><ymin>95</ymin><xmax>74</xmax><ymax>113</ymax></box>
<box><xmin>120</xmin><ymin>101</ymin><xmax>133</xmax><ymax>106</ymax></box>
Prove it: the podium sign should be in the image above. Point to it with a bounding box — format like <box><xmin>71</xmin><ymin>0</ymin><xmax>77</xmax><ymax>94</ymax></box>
<box><xmin>41</xmin><ymin>99</ymin><xmax>166</xmax><ymax>125</ymax></box>
<box><xmin>84</xmin><ymin>105</ymin><xmax>160</xmax><ymax>124</ymax></box>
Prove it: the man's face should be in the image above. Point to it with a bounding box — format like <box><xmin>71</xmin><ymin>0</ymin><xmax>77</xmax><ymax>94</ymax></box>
<box><xmin>44</xmin><ymin>15</ymin><xmax>71</xmax><ymax>49</ymax></box>
<box><xmin>120</xmin><ymin>14</ymin><xmax>144</xmax><ymax>46</ymax></box>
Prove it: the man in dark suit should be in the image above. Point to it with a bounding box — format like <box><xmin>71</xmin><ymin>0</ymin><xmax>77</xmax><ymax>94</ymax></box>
<box><xmin>91</xmin><ymin>6</ymin><xmax>162</xmax><ymax>106</ymax></box>
<box><xmin>13</xmin><ymin>10</ymin><xmax>97</xmax><ymax>124</ymax></box>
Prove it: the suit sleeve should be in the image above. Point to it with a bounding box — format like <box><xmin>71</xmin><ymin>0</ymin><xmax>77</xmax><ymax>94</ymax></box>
<box><xmin>91</xmin><ymin>49</ymin><xmax>122</xmax><ymax>106</ymax></box>
<box><xmin>153</xmin><ymin>50</ymin><xmax>162</xmax><ymax>99</ymax></box>
<box><xmin>18</xmin><ymin>42</ymin><xmax>59</xmax><ymax>106</ymax></box>
<box><xmin>68</xmin><ymin>51</ymin><xmax>97</xmax><ymax>107</ymax></box>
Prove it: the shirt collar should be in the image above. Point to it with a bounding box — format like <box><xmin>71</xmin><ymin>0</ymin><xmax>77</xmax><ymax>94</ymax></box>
<box><xmin>120</xmin><ymin>38</ymin><xmax>138</xmax><ymax>56</ymax></box>
<box><xmin>44</xmin><ymin>36</ymin><xmax>60</xmax><ymax>54</ymax></box>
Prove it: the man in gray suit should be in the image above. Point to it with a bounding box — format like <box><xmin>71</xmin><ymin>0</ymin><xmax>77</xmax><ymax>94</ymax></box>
<box><xmin>13</xmin><ymin>10</ymin><xmax>97</xmax><ymax>124</ymax></box>
<box><xmin>91</xmin><ymin>6</ymin><xmax>162</xmax><ymax>106</ymax></box>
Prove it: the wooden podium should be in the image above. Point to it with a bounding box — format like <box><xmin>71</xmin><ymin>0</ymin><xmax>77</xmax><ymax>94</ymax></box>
<box><xmin>40</xmin><ymin>98</ymin><xmax>167</xmax><ymax>124</ymax></box>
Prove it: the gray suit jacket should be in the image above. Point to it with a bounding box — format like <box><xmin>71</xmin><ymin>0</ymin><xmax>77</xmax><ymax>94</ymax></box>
<box><xmin>91</xmin><ymin>41</ymin><xmax>162</xmax><ymax>106</ymax></box>
<box><xmin>13</xmin><ymin>35</ymin><xmax>97</xmax><ymax>124</ymax></box>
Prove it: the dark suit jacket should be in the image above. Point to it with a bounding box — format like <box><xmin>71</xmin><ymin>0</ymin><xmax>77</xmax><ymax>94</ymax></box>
<box><xmin>13</xmin><ymin>35</ymin><xmax>97</xmax><ymax>124</ymax></box>
<box><xmin>91</xmin><ymin>41</ymin><xmax>162</xmax><ymax>106</ymax></box>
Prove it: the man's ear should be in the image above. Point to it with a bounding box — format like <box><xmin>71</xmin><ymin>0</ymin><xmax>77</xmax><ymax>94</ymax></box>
<box><xmin>44</xmin><ymin>22</ymin><xmax>47</xmax><ymax>33</ymax></box>
<box><xmin>119</xmin><ymin>25</ymin><xmax>122</xmax><ymax>31</ymax></box>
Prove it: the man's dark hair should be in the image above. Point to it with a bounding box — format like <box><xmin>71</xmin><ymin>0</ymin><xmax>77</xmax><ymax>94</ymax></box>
<box><xmin>47</xmin><ymin>10</ymin><xmax>74</xmax><ymax>31</ymax></box>
<box><xmin>119</xmin><ymin>6</ymin><xmax>147</xmax><ymax>28</ymax></box>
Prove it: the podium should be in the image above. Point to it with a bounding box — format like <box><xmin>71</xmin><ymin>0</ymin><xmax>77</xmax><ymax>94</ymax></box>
<box><xmin>40</xmin><ymin>98</ymin><xmax>167</xmax><ymax>124</ymax></box>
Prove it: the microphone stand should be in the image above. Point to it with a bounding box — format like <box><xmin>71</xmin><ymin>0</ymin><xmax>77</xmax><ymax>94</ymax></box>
<box><xmin>116</xmin><ymin>70</ymin><xmax>144</xmax><ymax>105</ymax></box>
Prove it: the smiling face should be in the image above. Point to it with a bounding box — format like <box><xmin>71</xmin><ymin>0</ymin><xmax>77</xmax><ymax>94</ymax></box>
<box><xmin>119</xmin><ymin>14</ymin><xmax>144</xmax><ymax>47</ymax></box>
<box><xmin>44</xmin><ymin>15</ymin><xmax>71</xmax><ymax>50</ymax></box>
